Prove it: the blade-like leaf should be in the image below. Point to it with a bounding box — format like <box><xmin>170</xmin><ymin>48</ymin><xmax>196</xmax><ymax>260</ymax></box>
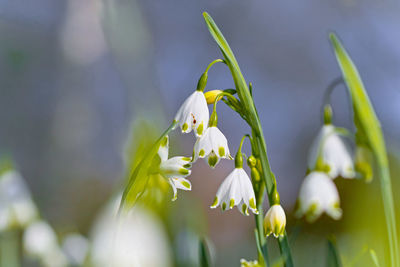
<box><xmin>119</xmin><ymin>121</ymin><xmax>177</xmax><ymax>212</ymax></box>
<box><xmin>330</xmin><ymin>33</ymin><xmax>399</xmax><ymax>267</ymax></box>
<box><xmin>199</xmin><ymin>239</ymin><xmax>211</xmax><ymax>267</ymax></box>
<box><xmin>327</xmin><ymin>238</ymin><xmax>342</xmax><ymax>267</ymax></box>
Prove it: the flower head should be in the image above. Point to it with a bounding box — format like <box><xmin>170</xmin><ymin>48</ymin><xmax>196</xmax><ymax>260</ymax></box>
<box><xmin>0</xmin><ymin>170</ymin><xmax>38</xmax><ymax>231</ymax></box>
<box><xmin>308</xmin><ymin>124</ymin><xmax>355</xmax><ymax>179</ymax></box>
<box><xmin>263</xmin><ymin>204</ymin><xmax>286</xmax><ymax>238</ymax></box>
<box><xmin>211</xmin><ymin>168</ymin><xmax>258</xmax><ymax>215</ymax></box>
<box><xmin>193</xmin><ymin>126</ymin><xmax>231</xmax><ymax>168</ymax></box>
<box><xmin>240</xmin><ymin>259</ymin><xmax>261</xmax><ymax>267</ymax></box>
<box><xmin>174</xmin><ymin>90</ymin><xmax>209</xmax><ymax>137</ymax></box>
<box><xmin>157</xmin><ymin>136</ymin><xmax>192</xmax><ymax>201</ymax></box>
<box><xmin>296</xmin><ymin>171</ymin><xmax>342</xmax><ymax>222</ymax></box>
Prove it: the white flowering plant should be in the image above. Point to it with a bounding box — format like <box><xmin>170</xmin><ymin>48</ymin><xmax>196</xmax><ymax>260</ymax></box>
<box><xmin>116</xmin><ymin>13</ymin><xmax>398</xmax><ymax>267</ymax></box>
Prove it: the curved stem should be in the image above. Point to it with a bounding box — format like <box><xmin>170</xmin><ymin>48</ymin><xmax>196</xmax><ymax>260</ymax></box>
<box><xmin>205</xmin><ymin>59</ymin><xmax>225</xmax><ymax>73</ymax></box>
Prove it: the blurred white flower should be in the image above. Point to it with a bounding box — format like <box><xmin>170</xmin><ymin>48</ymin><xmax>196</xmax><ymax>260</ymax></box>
<box><xmin>62</xmin><ymin>233</ymin><xmax>89</xmax><ymax>266</ymax></box>
<box><xmin>90</xmin><ymin>196</ymin><xmax>172</xmax><ymax>267</ymax></box>
<box><xmin>157</xmin><ymin>136</ymin><xmax>192</xmax><ymax>201</ymax></box>
<box><xmin>308</xmin><ymin>124</ymin><xmax>355</xmax><ymax>179</ymax></box>
<box><xmin>193</xmin><ymin>126</ymin><xmax>231</xmax><ymax>168</ymax></box>
<box><xmin>174</xmin><ymin>90</ymin><xmax>209</xmax><ymax>137</ymax></box>
<box><xmin>23</xmin><ymin>220</ymin><xmax>67</xmax><ymax>267</ymax></box>
<box><xmin>0</xmin><ymin>170</ymin><xmax>38</xmax><ymax>231</ymax></box>
<box><xmin>296</xmin><ymin>171</ymin><xmax>342</xmax><ymax>222</ymax></box>
<box><xmin>211</xmin><ymin>168</ymin><xmax>258</xmax><ymax>215</ymax></box>
<box><xmin>240</xmin><ymin>259</ymin><xmax>261</xmax><ymax>267</ymax></box>
<box><xmin>263</xmin><ymin>204</ymin><xmax>286</xmax><ymax>238</ymax></box>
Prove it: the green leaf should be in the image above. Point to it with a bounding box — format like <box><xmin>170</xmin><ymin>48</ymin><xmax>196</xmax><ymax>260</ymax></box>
<box><xmin>199</xmin><ymin>239</ymin><xmax>211</xmax><ymax>267</ymax></box>
<box><xmin>119</xmin><ymin>121</ymin><xmax>177</xmax><ymax>212</ymax></box>
<box><xmin>327</xmin><ymin>238</ymin><xmax>342</xmax><ymax>267</ymax></box>
<box><xmin>202</xmin><ymin>12</ymin><xmax>258</xmax><ymax>129</ymax></box>
<box><xmin>330</xmin><ymin>33</ymin><xmax>399</xmax><ymax>267</ymax></box>
<box><xmin>329</xmin><ymin>33</ymin><xmax>385</xmax><ymax>163</ymax></box>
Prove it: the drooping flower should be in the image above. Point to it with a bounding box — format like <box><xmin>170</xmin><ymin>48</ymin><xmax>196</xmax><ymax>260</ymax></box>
<box><xmin>193</xmin><ymin>126</ymin><xmax>231</xmax><ymax>168</ymax></box>
<box><xmin>263</xmin><ymin>204</ymin><xmax>286</xmax><ymax>238</ymax></box>
<box><xmin>295</xmin><ymin>171</ymin><xmax>342</xmax><ymax>222</ymax></box>
<box><xmin>23</xmin><ymin>220</ymin><xmax>67</xmax><ymax>267</ymax></box>
<box><xmin>308</xmin><ymin>124</ymin><xmax>355</xmax><ymax>179</ymax></box>
<box><xmin>174</xmin><ymin>90</ymin><xmax>209</xmax><ymax>137</ymax></box>
<box><xmin>0</xmin><ymin>170</ymin><xmax>38</xmax><ymax>231</ymax></box>
<box><xmin>211</xmin><ymin>149</ymin><xmax>258</xmax><ymax>215</ymax></box>
<box><xmin>157</xmin><ymin>136</ymin><xmax>192</xmax><ymax>201</ymax></box>
<box><xmin>240</xmin><ymin>259</ymin><xmax>262</xmax><ymax>267</ymax></box>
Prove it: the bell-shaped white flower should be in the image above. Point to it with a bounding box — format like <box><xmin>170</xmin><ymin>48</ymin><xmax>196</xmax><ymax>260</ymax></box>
<box><xmin>174</xmin><ymin>90</ymin><xmax>209</xmax><ymax>137</ymax></box>
<box><xmin>308</xmin><ymin>124</ymin><xmax>355</xmax><ymax>179</ymax></box>
<box><xmin>263</xmin><ymin>204</ymin><xmax>286</xmax><ymax>238</ymax></box>
<box><xmin>23</xmin><ymin>220</ymin><xmax>68</xmax><ymax>267</ymax></box>
<box><xmin>211</xmin><ymin>149</ymin><xmax>257</xmax><ymax>215</ymax></box>
<box><xmin>0</xmin><ymin>170</ymin><xmax>38</xmax><ymax>231</ymax></box>
<box><xmin>296</xmin><ymin>171</ymin><xmax>342</xmax><ymax>222</ymax></box>
<box><xmin>157</xmin><ymin>136</ymin><xmax>192</xmax><ymax>201</ymax></box>
<box><xmin>193</xmin><ymin>126</ymin><xmax>231</xmax><ymax>168</ymax></box>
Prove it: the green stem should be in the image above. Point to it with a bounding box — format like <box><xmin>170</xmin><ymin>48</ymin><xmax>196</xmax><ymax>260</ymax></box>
<box><xmin>255</xmin><ymin>201</ymin><xmax>270</xmax><ymax>266</ymax></box>
<box><xmin>377</xmin><ymin>161</ymin><xmax>399</xmax><ymax>267</ymax></box>
<box><xmin>1</xmin><ymin>230</ymin><xmax>20</xmax><ymax>267</ymax></box>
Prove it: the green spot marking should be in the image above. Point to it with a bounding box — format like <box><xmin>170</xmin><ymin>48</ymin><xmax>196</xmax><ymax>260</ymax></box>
<box><xmin>218</xmin><ymin>147</ymin><xmax>225</xmax><ymax>157</ymax></box>
<box><xmin>249</xmin><ymin>198</ymin><xmax>256</xmax><ymax>209</ymax></box>
<box><xmin>161</xmin><ymin>136</ymin><xmax>168</xmax><ymax>147</ymax></box>
<box><xmin>181</xmin><ymin>180</ymin><xmax>191</xmax><ymax>189</ymax></box>
<box><xmin>183</xmin><ymin>163</ymin><xmax>191</xmax><ymax>169</ymax></box>
<box><xmin>179</xmin><ymin>168</ymin><xmax>189</xmax><ymax>175</ymax></box>
<box><xmin>242</xmin><ymin>204</ymin><xmax>248</xmax><ymax>215</ymax></box>
<box><xmin>197</xmin><ymin>122</ymin><xmax>204</xmax><ymax>135</ymax></box>
<box><xmin>222</xmin><ymin>202</ymin><xmax>227</xmax><ymax>211</ymax></box>
<box><xmin>199</xmin><ymin>149</ymin><xmax>205</xmax><ymax>157</ymax></box>
<box><xmin>182</xmin><ymin>157</ymin><xmax>191</xmax><ymax>161</ymax></box>
<box><xmin>211</xmin><ymin>197</ymin><xmax>218</xmax><ymax>207</ymax></box>
<box><xmin>182</xmin><ymin>123</ymin><xmax>188</xmax><ymax>131</ymax></box>
<box><xmin>229</xmin><ymin>199</ymin><xmax>235</xmax><ymax>208</ymax></box>
<box><xmin>208</xmin><ymin>155</ymin><xmax>218</xmax><ymax>167</ymax></box>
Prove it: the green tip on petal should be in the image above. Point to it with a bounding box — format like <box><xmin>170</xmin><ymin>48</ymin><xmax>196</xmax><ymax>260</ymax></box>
<box><xmin>211</xmin><ymin>197</ymin><xmax>218</xmax><ymax>207</ymax></box>
<box><xmin>218</xmin><ymin>147</ymin><xmax>225</xmax><ymax>157</ymax></box>
<box><xmin>208</xmin><ymin>154</ymin><xmax>218</xmax><ymax>167</ymax></box>
<box><xmin>182</xmin><ymin>123</ymin><xmax>188</xmax><ymax>132</ymax></box>
<box><xmin>179</xmin><ymin>168</ymin><xmax>190</xmax><ymax>175</ymax></box>
<box><xmin>242</xmin><ymin>204</ymin><xmax>249</xmax><ymax>216</ymax></box>
<box><xmin>183</xmin><ymin>163</ymin><xmax>191</xmax><ymax>168</ymax></box>
<box><xmin>181</xmin><ymin>180</ymin><xmax>191</xmax><ymax>189</ymax></box>
<box><xmin>161</xmin><ymin>136</ymin><xmax>168</xmax><ymax>147</ymax></box>
<box><xmin>229</xmin><ymin>198</ymin><xmax>235</xmax><ymax>208</ymax></box>
<box><xmin>182</xmin><ymin>157</ymin><xmax>191</xmax><ymax>161</ymax></box>
<box><xmin>222</xmin><ymin>202</ymin><xmax>227</xmax><ymax>211</ymax></box>
<box><xmin>197</xmin><ymin>122</ymin><xmax>204</xmax><ymax>135</ymax></box>
<box><xmin>199</xmin><ymin>149</ymin><xmax>205</xmax><ymax>157</ymax></box>
<box><xmin>249</xmin><ymin>198</ymin><xmax>256</xmax><ymax>209</ymax></box>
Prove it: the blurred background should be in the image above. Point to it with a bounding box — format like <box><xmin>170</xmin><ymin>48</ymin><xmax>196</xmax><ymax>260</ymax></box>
<box><xmin>0</xmin><ymin>0</ymin><xmax>400</xmax><ymax>266</ymax></box>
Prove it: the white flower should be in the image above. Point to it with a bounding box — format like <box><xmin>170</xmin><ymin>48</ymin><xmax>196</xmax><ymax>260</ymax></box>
<box><xmin>296</xmin><ymin>171</ymin><xmax>342</xmax><ymax>222</ymax></box>
<box><xmin>0</xmin><ymin>170</ymin><xmax>38</xmax><ymax>231</ymax></box>
<box><xmin>90</xmin><ymin>195</ymin><xmax>172</xmax><ymax>267</ymax></box>
<box><xmin>193</xmin><ymin>126</ymin><xmax>231</xmax><ymax>168</ymax></box>
<box><xmin>174</xmin><ymin>90</ymin><xmax>209</xmax><ymax>137</ymax></box>
<box><xmin>240</xmin><ymin>259</ymin><xmax>261</xmax><ymax>267</ymax></box>
<box><xmin>158</xmin><ymin>136</ymin><xmax>192</xmax><ymax>201</ymax></box>
<box><xmin>263</xmin><ymin>204</ymin><xmax>286</xmax><ymax>238</ymax></box>
<box><xmin>62</xmin><ymin>233</ymin><xmax>89</xmax><ymax>266</ymax></box>
<box><xmin>211</xmin><ymin>168</ymin><xmax>258</xmax><ymax>215</ymax></box>
<box><xmin>308</xmin><ymin>124</ymin><xmax>355</xmax><ymax>179</ymax></box>
<box><xmin>23</xmin><ymin>220</ymin><xmax>67</xmax><ymax>267</ymax></box>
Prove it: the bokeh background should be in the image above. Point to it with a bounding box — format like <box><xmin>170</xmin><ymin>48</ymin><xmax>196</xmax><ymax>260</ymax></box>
<box><xmin>1</xmin><ymin>0</ymin><xmax>400</xmax><ymax>266</ymax></box>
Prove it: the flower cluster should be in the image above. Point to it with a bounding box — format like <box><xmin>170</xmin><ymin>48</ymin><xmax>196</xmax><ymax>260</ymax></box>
<box><xmin>148</xmin><ymin>66</ymin><xmax>260</xmax><ymax>217</ymax></box>
<box><xmin>295</xmin><ymin>104</ymin><xmax>372</xmax><ymax>222</ymax></box>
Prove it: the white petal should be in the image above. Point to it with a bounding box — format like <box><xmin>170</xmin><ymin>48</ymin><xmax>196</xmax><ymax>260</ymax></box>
<box><xmin>237</xmin><ymin>169</ymin><xmax>258</xmax><ymax>214</ymax></box>
<box><xmin>297</xmin><ymin>171</ymin><xmax>341</xmax><ymax>221</ymax></box>
<box><xmin>168</xmin><ymin>179</ymin><xmax>178</xmax><ymax>201</ymax></box>
<box><xmin>212</xmin><ymin>169</ymin><xmax>236</xmax><ymax>209</ymax></box>
<box><xmin>174</xmin><ymin>91</ymin><xmax>209</xmax><ymax>136</ymax></box>
<box><xmin>170</xmin><ymin>178</ymin><xmax>192</xmax><ymax>191</ymax></box>
<box><xmin>193</xmin><ymin>129</ymin><xmax>212</xmax><ymax>161</ymax></box>
<box><xmin>308</xmin><ymin>124</ymin><xmax>355</xmax><ymax>179</ymax></box>
<box><xmin>157</xmin><ymin>136</ymin><xmax>169</xmax><ymax>162</ymax></box>
<box><xmin>160</xmin><ymin>156</ymin><xmax>191</xmax><ymax>179</ymax></box>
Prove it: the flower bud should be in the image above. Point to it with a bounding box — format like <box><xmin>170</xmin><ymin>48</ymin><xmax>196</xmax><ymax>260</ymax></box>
<box><xmin>263</xmin><ymin>204</ymin><xmax>286</xmax><ymax>238</ymax></box>
<box><xmin>247</xmin><ymin>155</ymin><xmax>257</xmax><ymax>168</ymax></box>
<box><xmin>204</xmin><ymin>90</ymin><xmax>223</xmax><ymax>104</ymax></box>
